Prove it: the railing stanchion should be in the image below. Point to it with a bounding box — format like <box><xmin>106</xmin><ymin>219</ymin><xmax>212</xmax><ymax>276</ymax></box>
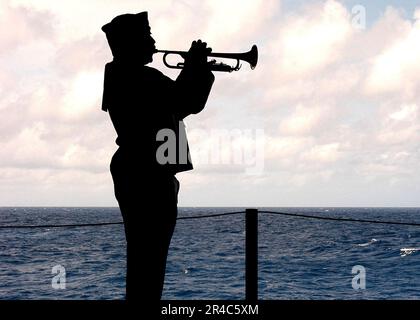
<box><xmin>245</xmin><ymin>208</ymin><xmax>258</xmax><ymax>301</ymax></box>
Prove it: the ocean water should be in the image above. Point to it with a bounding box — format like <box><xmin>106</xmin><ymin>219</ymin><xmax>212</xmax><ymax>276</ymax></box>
<box><xmin>0</xmin><ymin>207</ymin><xmax>419</xmax><ymax>300</ymax></box>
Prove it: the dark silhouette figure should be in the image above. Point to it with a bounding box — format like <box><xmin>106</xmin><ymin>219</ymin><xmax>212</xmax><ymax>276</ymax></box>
<box><xmin>101</xmin><ymin>12</ymin><xmax>214</xmax><ymax>308</ymax></box>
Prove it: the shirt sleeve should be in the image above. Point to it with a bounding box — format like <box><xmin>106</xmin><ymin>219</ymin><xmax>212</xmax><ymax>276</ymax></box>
<box><xmin>172</xmin><ymin>66</ymin><xmax>215</xmax><ymax>120</ymax></box>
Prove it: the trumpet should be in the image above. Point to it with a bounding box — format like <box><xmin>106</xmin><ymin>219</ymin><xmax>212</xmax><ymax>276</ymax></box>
<box><xmin>154</xmin><ymin>45</ymin><xmax>258</xmax><ymax>72</ymax></box>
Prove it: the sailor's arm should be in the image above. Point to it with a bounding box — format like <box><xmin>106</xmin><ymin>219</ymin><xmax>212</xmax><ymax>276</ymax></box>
<box><xmin>173</xmin><ymin>40</ymin><xmax>215</xmax><ymax>120</ymax></box>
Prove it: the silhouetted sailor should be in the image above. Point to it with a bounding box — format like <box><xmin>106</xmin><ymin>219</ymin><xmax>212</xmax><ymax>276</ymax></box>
<box><xmin>101</xmin><ymin>12</ymin><xmax>214</xmax><ymax>308</ymax></box>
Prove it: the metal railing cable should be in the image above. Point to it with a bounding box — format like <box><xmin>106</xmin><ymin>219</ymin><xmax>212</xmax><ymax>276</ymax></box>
<box><xmin>176</xmin><ymin>211</ymin><xmax>244</xmax><ymax>220</ymax></box>
<box><xmin>0</xmin><ymin>221</ymin><xmax>123</xmax><ymax>229</ymax></box>
<box><xmin>1</xmin><ymin>209</ymin><xmax>420</xmax><ymax>229</ymax></box>
<box><xmin>0</xmin><ymin>211</ymin><xmax>245</xmax><ymax>229</ymax></box>
<box><xmin>258</xmin><ymin>210</ymin><xmax>420</xmax><ymax>227</ymax></box>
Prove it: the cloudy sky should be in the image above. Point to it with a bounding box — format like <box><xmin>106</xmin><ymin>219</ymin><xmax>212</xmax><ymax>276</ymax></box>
<box><xmin>1</xmin><ymin>0</ymin><xmax>420</xmax><ymax>207</ymax></box>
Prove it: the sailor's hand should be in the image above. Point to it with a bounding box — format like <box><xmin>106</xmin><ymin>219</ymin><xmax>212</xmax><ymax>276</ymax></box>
<box><xmin>185</xmin><ymin>39</ymin><xmax>213</xmax><ymax>70</ymax></box>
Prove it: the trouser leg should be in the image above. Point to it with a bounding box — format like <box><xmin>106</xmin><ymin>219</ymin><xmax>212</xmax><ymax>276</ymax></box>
<box><xmin>112</xmin><ymin>172</ymin><xmax>178</xmax><ymax>302</ymax></box>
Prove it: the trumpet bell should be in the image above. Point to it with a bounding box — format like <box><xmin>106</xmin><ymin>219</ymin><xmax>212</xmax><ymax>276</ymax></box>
<box><xmin>247</xmin><ymin>45</ymin><xmax>258</xmax><ymax>70</ymax></box>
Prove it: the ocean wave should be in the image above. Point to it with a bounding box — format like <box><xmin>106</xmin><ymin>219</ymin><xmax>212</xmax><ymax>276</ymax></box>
<box><xmin>400</xmin><ymin>248</ymin><xmax>420</xmax><ymax>257</ymax></box>
<box><xmin>357</xmin><ymin>238</ymin><xmax>378</xmax><ymax>247</ymax></box>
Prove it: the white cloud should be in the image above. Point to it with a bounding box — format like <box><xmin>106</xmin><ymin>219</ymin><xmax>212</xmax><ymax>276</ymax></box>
<box><xmin>203</xmin><ymin>0</ymin><xmax>278</xmax><ymax>47</ymax></box>
<box><xmin>375</xmin><ymin>103</ymin><xmax>420</xmax><ymax>146</ymax></box>
<box><xmin>303</xmin><ymin>142</ymin><xmax>341</xmax><ymax>163</ymax></box>
<box><xmin>268</xmin><ymin>0</ymin><xmax>352</xmax><ymax>77</ymax></box>
<box><xmin>9</xmin><ymin>0</ymin><xmax>155</xmax><ymax>41</ymax></box>
<box><xmin>389</xmin><ymin>104</ymin><xmax>418</xmax><ymax>121</ymax></box>
<box><xmin>0</xmin><ymin>1</ymin><xmax>54</xmax><ymax>53</ymax></box>
<box><xmin>365</xmin><ymin>9</ymin><xmax>420</xmax><ymax>96</ymax></box>
<box><xmin>0</xmin><ymin>122</ymin><xmax>54</xmax><ymax>168</ymax></box>
<box><xmin>60</xmin><ymin>71</ymin><xmax>104</xmax><ymax>120</ymax></box>
<box><xmin>279</xmin><ymin>104</ymin><xmax>328</xmax><ymax>135</ymax></box>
